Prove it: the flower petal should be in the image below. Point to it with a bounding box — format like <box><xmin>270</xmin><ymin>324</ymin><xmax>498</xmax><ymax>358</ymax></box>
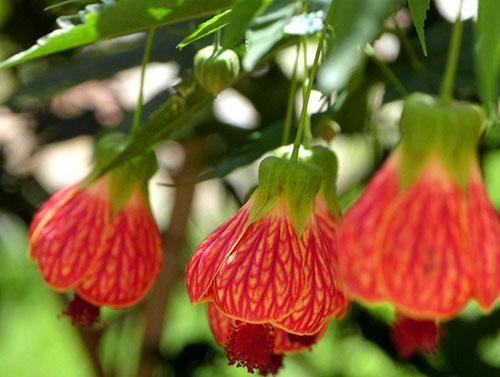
<box><xmin>336</xmin><ymin>158</ymin><xmax>399</xmax><ymax>302</ymax></box>
<box><xmin>274</xmin><ymin>325</ymin><xmax>326</xmax><ymax>354</ymax></box>
<box><xmin>207</xmin><ymin>302</ymin><xmax>232</xmax><ymax>347</ymax></box>
<box><xmin>274</xmin><ymin>216</ymin><xmax>335</xmax><ymax>335</ymax></box>
<box><xmin>466</xmin><ymin>173</ymin><xmax>500</xmax><ymax>310</ymax></box>
<box><xmin>186</xmin><ymin>200</ymin><xmax>251</xmax><ymax>303</ymax></box>
<box><xmin>76</xmin><ymin>190</ymin><xmax>163</xmax><ymax>307</ymax></box>
<box><xmin>314</xmin><ymin>197</ymin><xmax>351</xmax><ymax>318</ymax></box>
<box><xmin>29</xmin><ymin>179</ymin><xmax>112</xmax><ymax>290</ymax></box>
<box><xmin>213</xmin><ymin>200</ymin><xmax>304</xmax><ymax>323</ymax></box>
<box><xmin>377</xmin><ymin>167</ymin><xmax>472</xmax><ymax>319</ymax></box>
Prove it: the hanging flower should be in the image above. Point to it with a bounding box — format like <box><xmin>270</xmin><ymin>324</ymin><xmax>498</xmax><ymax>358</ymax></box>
<box><xmin>186</xmin><ymin>147</ymin><xmax>349</xmax><ymax>373</ymax></box>
<box><xmin>29</xmin><ymin>133</ymin><xmax>163</xmax><ymax>324</ymax></box>
<box><xmin>336</xmin><ymin>93</ymin><xmax>500</xmax><ymax>353</ymax></box>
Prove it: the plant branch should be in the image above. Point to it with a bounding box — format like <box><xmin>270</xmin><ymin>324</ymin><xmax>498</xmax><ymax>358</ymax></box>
<box><xmin>136</xmin><ymin>142</ymin><xmax>201</xmax><ymax>377</ymax></box>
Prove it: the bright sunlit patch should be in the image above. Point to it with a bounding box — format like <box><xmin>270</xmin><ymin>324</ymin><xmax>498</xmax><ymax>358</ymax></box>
<box><xmin>112</xmin><ymin>62</ymin><xmax>180</xmax><ymax>109</ymax></box>
<box><xmin>213</xmin><ymin>88</ymin><xmax>260</xmax><ymax>129</ymax></box>
<box><xmin>32</xmin><ymin>136</ymin><xmax>93</xmax><ymax>192</ymax></box>
<box><xmin>434</xmin><ymin>0</ymin><xmax>477</xmax><ymax>22</ymax></box>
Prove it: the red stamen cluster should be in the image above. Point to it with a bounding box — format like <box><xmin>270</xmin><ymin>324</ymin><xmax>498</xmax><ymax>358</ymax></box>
<box><xmin>226</xmin><ymin>322</ymin><xmax>277</xmax><ymax>374</ymax></box>
<box><xmin>63</xmin><ymin>295</ymin><xmax>100</xmax><ymax>327</ymax></box>
<box><xmin>391</xmin><ymin>315</ymin><xmax>444</xmax><ymax>358</ymax></box>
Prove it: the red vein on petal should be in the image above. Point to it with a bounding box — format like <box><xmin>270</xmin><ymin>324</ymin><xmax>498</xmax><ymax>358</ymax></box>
<box><xmin>377</xmin><ymin>165</ymin><xmax>472</xmax><ymax>319</ymax></box>
<box><xmin>29</xmin><ymin>179</ymin><xmax>112</xmax><ymax>290</ymax></box>
<box><xmin>274</xmin><ymin>325</ymin><xmax>326</xmax><ymax>354</ymax></box>
<box><xmin>314</xmin><ymin>197</ymin><xmax>351</xmax><ymax>318</ymax></box>
<box><xmin>207</xmin><ymin>302</ymin><xmax>232</xmax><ymax>347</ymax></box>
<box><xmin>76</xmin><ymin>190</ymin><xmax>163</xmax><ymax>307</ymax></box>
<box><xmin>336</xmin><ymin>157</ymin><xmax>399</xmax><ymax>303</ymax></box>
<box><xmin>274</xmin><ymin>215</ymin><xmax>335</xmax><ymax>335</ymax></box>
<box><xmin>186</xmin><ymin>200</ymin><xmax>252</xmax><ymax>303</ymax></box>
<box><xmin>466</xmin><ymin>170</ymin><xmax>500</xmax><ymax>310</ymax></box>
<box><xmin>213</xmin><ymin>199</ymin><xmax>304</xmax><ymax>323</ymax></box>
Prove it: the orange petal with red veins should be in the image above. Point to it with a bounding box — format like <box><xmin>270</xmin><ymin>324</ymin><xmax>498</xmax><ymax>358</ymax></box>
<box><xmin>29</xmin><ymin>179</ymin><xmax>112</xmax><ymax>290</ymax></box>
<box><xmin>186</xmin><ymin>201</ymin><xmax>252</xmax><ymax>303</ymax></box>
<box><xmin>274</xmin><ymin>325</ymin><xmax>326</xmax><ymax>354</ymax></box>
<box><xmin>466</xmin><ymin>175</ymin><xmax>500</xmax><ymax>310</ymax></box>
<box><xmin>377</xmin><ymin>169</ymin><xmax>472</xmax><ymax>319</ymax></box>
<box><xmin>336</xmin><ymin>158</ymin><xmax>399</xmax><ymax>302</ymax></box>
<box><xmin>207</xmin><ymin>302</ymin><xmax>232</xmax><ymax>347</ymax></box>
<box><xmin>274</xmin><ymin>217</ymin><xmax>335</xmax><ymax>335</ymax></box>
<box><xmin>313</xmin><ymin>197</ymin><xmax>351</xmax><ymax>319</ymax></box>
<box><xmin>76</xmin><ymin>191</ymin><xmax>163</xmax><ymax>307</ymax></box>
<box><xmin>213</xmin><ymin>201</ymin><xmax>304</xmax><ymax>323</ymax></box>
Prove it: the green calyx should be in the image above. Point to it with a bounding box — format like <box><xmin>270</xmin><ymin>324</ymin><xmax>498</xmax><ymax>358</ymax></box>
<box><xmin>273</xmin><ymin>145</ymin><xmax>341</xmax><ymax>217</ymax></box>
<box><xmin>399</xmin><ymin>93</ymin><xmax>484</xmax><ymax>189</ymax></box>
<box><xmin>86</xmin><ymin>132</ymin><xmax>158</xmax><ymax>213</ymax></box>
<box><xmin>193</xmin><ymin>45</ymin><xmax>240</xmax><ymax>96</ymax></box>
<box><xmin>250</xmin><ymin>156</ymin><xmax>322</xmax><ymax>237</ymax></box>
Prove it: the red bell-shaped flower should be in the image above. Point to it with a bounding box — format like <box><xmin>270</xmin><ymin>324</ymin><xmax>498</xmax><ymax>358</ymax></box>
<box><xmin>186</xmin><ymin>148</ymin><xmax>349</xmax><ymax>372</ymax></box>
<box><xmin>337</xmin><ymin>93</ymin><xmax>500</xmax><ymax>321</ymax></box>
<box><xmin>29</xmin><ymin>133</ymin><xmax>163</xmax><ymax>319</ymax></box>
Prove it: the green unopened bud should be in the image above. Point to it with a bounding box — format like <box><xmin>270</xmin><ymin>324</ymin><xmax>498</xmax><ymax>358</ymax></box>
<box><xmin>250</xmin><ymin>156</ymin><xmax>322</xmax><ymax>236</ymax></box>
<box><xmin>399</xmin><ymin>93</ymin><xmax>484</xmax><ymax>188</ymax></box>
<box><xmin>193</xmin><ymin>46</ymin><xmax>240</xmax><ymax>96</ymax></box>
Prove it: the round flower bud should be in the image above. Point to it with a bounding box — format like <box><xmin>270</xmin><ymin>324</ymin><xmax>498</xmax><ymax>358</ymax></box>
<box><xmin>193</xmin><ymin>45</ymin><xmax>240</xmax><ymax>95</ymax></box>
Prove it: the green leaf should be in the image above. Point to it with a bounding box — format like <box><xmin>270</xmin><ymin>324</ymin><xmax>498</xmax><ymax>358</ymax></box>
<box><xmin>408</xmin><ymin>0</ymin><xmax>430</xmax><ymax>56</ymax></box>
<box><xmin>197</xmin><ymin>122</ymin><xmax>284</xmax><ymax>182</ymax></box>
<box><xmin>177</xmin><ymin>10</ymin><xmax>231</xmax><ymax>49</ymax></box>
<box><xmin>97</xmin><ymin>79</ymin><xmax>212</xmax><ymax>176</ymax></box>
<box><xmin>475</xmin><ymin>0</ymin><xmax>500</xmax><ymax>110</ymax></box>
<box><xmin>242</xmin><ymin>0</ymin><xmax>299</xmax><ymax>71</ymax></box>
<box><xmin>0</xmin><ymin>0</ymin><xmax>235</xmax><ymax>69</ymax></box>
<box><xmin>317</xmin><ymin>0</ymin><xmax>400</xmax><ymax>93</ymax></box>
<box><xmin>222</xmin><ymin>0</ymin><xmax>272</xmax><ymax>49</ymax></box>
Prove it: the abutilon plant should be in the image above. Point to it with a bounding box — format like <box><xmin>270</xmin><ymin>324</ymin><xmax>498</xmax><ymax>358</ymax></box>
<box><xmin>186</xmin><ymin>146</ymin><xmax>349</xmax><ymax>374</ymax></box>
<box><xmin>29</xmin><ymin>133</ymin><xmax>163</xmax><ymax>325</ymax></box>
<box><xmin>336</xmin><ymin>93</ymin><xmax>500</xmax><ymax>356</ymax></box>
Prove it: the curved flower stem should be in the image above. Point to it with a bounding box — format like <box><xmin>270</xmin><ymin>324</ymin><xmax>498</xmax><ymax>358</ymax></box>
<box><xmin>290</xmin><ymin>1</ymin><xmax>335</xmax><ymax>161</ymax></box>
<box><xmin>281</xmin><ymin>44</ymin><xmax>300</xmax><ymax>145</ymax></box>
<box><xmin>301</xmin><ymin>36</ymin><xmax>313</xmax><ymax>149</ymax></box>
<box><xmin>439</xmin><ymin>1</ymin><xmax>464</xmax><ymax>101</ymax></box>
<box><xmin>132</xmin><ymin>28</ymin><xmax>157</xmax><ymax>137</ymax></box>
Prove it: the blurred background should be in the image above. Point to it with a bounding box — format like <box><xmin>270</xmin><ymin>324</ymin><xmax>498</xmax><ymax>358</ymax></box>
<box><xmin>0</xmin><ymin>0</ymin><xmax>499</xmax><ymax>376</ymax></box>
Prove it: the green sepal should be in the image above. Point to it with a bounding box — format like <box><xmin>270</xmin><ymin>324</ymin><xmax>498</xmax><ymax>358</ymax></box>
<box><xmin>84</xmin><ymin>132</ymin><xmax>158</xmax><ymax>213</ymax></box>
<box><xmin>308</xmin><ymin>146</ymin><xmax>341</xmax><ymax>218</ymax></box>
<box><xmin>399</xmin><ymin>93</ymin><xmax>484</xmax><ymax>189</ymax></box>
<box><xmin>249</xmin><ymin>156</ymin><xmax>322</xmax><ymax>237</ymax></box>
<box><xmin>273</xmin><ymin>145</ymin><xmax>341</xmax><ymax>218</ymax></box>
